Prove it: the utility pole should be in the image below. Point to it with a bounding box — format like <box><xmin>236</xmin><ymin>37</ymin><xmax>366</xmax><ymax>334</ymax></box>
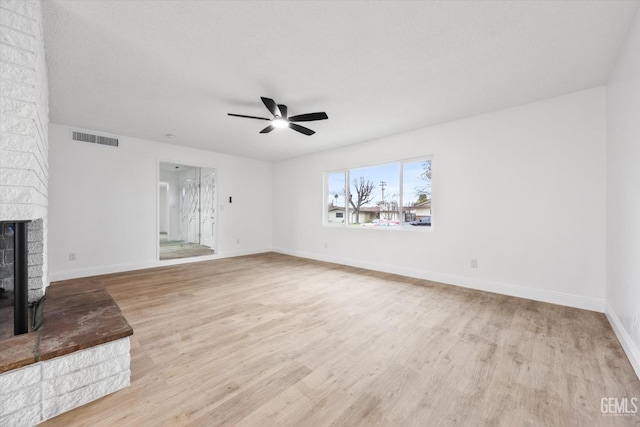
<box><xmin>380</xmin><ymin>181</ymin><xmax>386</xmax><ymax>205</ymax></box>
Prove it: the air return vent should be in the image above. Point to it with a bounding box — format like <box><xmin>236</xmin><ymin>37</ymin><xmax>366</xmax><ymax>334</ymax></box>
<box><xmin>71</xmin><ymin>129</ymin><xmax>119</xmax><ymax>147</ymax></box>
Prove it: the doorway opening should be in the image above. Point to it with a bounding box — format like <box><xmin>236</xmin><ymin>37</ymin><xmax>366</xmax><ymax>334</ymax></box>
<box><xmin>158</xmin><ymin>162</ymin><xmax>216</xmax><ymax>260</ymax></box>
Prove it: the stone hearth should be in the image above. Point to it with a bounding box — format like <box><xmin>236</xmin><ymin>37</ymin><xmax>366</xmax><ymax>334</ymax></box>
<box><xmin>0</xmin><ymin>279</ymin><xmax>133</xmax><ymax>425</ymax></box>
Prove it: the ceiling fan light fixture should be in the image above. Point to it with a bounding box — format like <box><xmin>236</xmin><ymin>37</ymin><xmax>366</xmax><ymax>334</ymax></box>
<box><xmin>228</xmin><ymin>97</ymin><xmax>327</xmax><ymax>136</ymax></box>
<box><xmin>272</xmin><ymin>117</ymin><xmax>289</xmax><ymax>128</ymax></box>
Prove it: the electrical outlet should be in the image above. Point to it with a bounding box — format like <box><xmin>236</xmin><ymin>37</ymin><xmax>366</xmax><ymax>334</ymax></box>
<box><xmin>633</xmin><ymin>305</ymin><xmax>638</xmax><ymax>328</ymax></box>
<box><xmin>471</xmin><ymin>258</ymin><xmax>478</xmax><ymax>268</ymax></box>
<box><xmin>68</xmin><ymin>253</ymin><xmax>76</xmax><ymax>261</ymax></box>
<box><xmin>324</xmin><ymin>242</ymin><xmax>328</xmax><ymax>249</ymax></box>
<box><xmin>236</xmin><ymin>238</ymin><xmax>240</xmax><ymax>245</ymax></box>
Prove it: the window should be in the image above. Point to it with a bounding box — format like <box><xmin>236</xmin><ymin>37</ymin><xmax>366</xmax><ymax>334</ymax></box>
<box><xmin>326</xmin><ymin>171</ymin><xmax>346</xmax><ymax>223</ymax></box>
<box><xmin>325</xmin><ymin>158</ymin><xmax>432</xmax><ymax>229</ymax></box>
<box><xmin>349</xmin><ymin>163</ymin><xmax>400</xmax><ymax>225</ymax></box>
<box><xmin>402</xmin><ymin>159</ymin><xmax>431</xmax><ymax>227</ymax></box>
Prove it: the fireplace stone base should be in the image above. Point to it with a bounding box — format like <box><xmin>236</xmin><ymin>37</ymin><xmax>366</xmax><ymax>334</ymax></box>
<box><xmin>0</xmin><ymin>278</ymin><xmax>133</xmax><ymax>425</ymax></box>
<box><xmin>0</xmin><ymin>338</ymin><xmax>130</xmax><ymax>425</ymax></box>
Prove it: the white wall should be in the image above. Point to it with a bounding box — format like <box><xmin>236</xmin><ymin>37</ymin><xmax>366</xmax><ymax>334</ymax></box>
<box><xmin>48</xmin><ymin>123</ymin><xmax>273</xmax><ymax>280</ymax></box>
<box><xmin>273</xmin><ymin>88</ymin><xmax>607</xmax><ymax>312</ymax></box>
<box><xmin>606</xmin><ymin>8</ymin><xmax>640</xmax><ymax>377</ymax></box>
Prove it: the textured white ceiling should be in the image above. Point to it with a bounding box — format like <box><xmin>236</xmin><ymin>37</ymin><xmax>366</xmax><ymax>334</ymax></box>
<box><xmin>42</xmin><ymin>1</ymin><xmax>639</xmax><ymax>162</ymax></box>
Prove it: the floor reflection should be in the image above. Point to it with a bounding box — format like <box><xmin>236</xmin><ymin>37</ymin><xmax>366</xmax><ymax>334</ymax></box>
<box><xmin>159</xmin><ymin>233</ymin><xmax>214</xmax><ymax>260</ymax></box>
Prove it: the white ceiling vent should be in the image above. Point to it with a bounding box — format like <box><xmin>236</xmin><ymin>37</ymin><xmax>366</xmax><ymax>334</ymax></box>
<box><xmin>70</xmin><ymin>129</ymin><xmax>119</xmax><ymax>147</ymax></box>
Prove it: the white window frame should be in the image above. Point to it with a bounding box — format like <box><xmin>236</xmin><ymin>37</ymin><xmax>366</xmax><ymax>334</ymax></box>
<box><xmin>323</xmin><ymin>156</ymin><xmax>433</xmax><ymax>231</ymax></box>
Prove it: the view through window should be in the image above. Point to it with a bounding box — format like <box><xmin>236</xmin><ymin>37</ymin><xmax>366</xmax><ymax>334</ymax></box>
<box><xmin>325</xmin><ymin>159</ymin><xmax>432</xmax><ymax>228</ymax></box>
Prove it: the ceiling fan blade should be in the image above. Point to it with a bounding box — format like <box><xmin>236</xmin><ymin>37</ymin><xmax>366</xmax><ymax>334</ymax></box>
<box><xmin>289</xmin><ymin>123</ymin><xmax>315</xmax><ymax>136</ymax></box>
<box><xmin>261</xmin><ymin>97</ymin><xmax>281</xmax><ymax>117</ymax></box>
<box><xmin>228</xmin><ymin>113</ymin><xmax>271</xmax><ymax>121</ymax></box>
<box><xmin>288</xmin><ymin>112</ymin><xmax>328</xmax><ymax>122</ymax></box>
<box><xmin>260</xmin><ymin>125</ymin><xmax>275</xmax><ymax>134</ymax></box>
<box><xmin>277</xmin><ymin>104</ymin><xmax>288</xmax><ymax>119</ymax></box>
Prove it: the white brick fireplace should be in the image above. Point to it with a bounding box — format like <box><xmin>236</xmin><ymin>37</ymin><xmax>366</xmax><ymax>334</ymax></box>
<box><xmin>0</xmin><ymin>0</ymin><xmax>49</xmax><ymax>299</ymax></box>
<box><xmin>1</xmin><ymin>4</ymin><xmax>133</xmax><ymax>426</ymax></box>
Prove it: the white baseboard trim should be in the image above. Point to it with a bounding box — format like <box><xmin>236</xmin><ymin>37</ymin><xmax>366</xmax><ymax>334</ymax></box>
<box><xmin>48</xmin><ymin>248</ymin><xmax>272</xmax><ymax>282</ymax></box>
<box><xmin>272</xmin><ymin>247</ymin><xmax>605</xmax><ymax>313</ymax></box>
<box><xmin>605</xmin><ymin>302</ymin><xmax>640</xmax><ymax>380</ymax></box>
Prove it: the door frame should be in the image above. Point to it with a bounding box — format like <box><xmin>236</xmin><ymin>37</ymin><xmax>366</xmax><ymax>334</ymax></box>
<box><xmin>156</xmin><ymin>158</ymin><xmax>219</xmax><ymax>262</ymax></box>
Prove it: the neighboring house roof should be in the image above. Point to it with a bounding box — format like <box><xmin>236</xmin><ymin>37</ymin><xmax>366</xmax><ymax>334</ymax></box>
<box><xmin>414</xmin><ymin>199</ymin><xmax>431</xmax><ymax>209</ymax></box>
<box><xmin>328</xmin><ymin>206</ymin><xmax>388</xmax><ymax>213</ymax></box>
<box><xmin>358</xmin><ymin>207</ymin><xmax>380</xmax><ymax>213</ymax></box>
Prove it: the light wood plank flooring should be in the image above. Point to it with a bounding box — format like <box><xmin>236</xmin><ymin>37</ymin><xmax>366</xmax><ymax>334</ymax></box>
<box><xmin>41</xmin><ymin>253</ymin><xmax>639</xmax><ymax>426</ymax></box>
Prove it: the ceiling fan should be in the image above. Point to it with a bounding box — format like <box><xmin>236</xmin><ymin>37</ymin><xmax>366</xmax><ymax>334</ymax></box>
<box><xmin>228</xmin><ymin>97</ymin><xmax>328</xmax><ymax>136</ymax></box>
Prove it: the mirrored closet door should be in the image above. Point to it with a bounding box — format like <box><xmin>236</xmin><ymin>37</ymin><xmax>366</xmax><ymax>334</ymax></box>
<box><xmin>158</xmin><ymin>162</ymin><xmax>216</xmax><ymax>260</ymax></box>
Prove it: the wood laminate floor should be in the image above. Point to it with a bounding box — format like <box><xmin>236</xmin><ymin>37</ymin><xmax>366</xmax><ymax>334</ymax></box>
<box><xmin>41</xmin><ymin>253</ymin><xmax>639</xmax><ymax>426</ymax></box>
